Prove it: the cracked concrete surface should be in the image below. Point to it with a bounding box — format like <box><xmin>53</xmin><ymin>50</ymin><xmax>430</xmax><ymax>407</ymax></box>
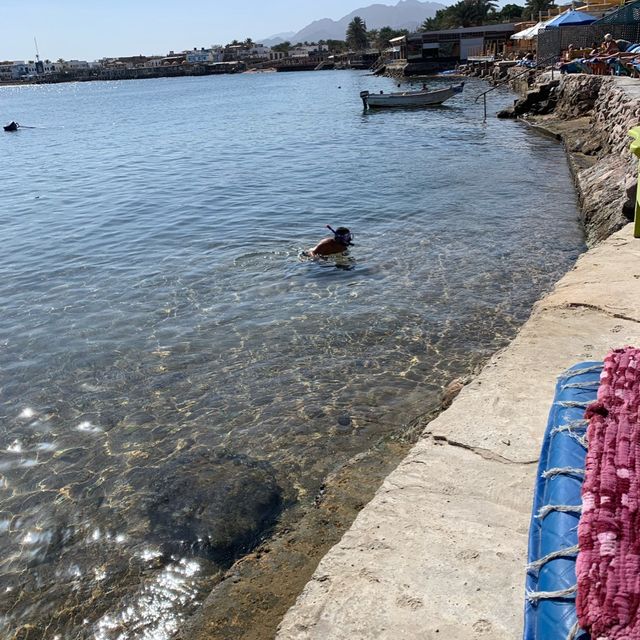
<box><xmin>276</xmin><ymin>226</ymin><xmax>640</xmax><ymax>639</ymax></box>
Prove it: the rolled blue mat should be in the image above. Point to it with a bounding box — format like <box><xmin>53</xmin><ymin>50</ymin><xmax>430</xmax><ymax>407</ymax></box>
<box><xmin>523</xmin><ymin>362</ymin><xmax>602</xmax><ymax>640</ymax></box>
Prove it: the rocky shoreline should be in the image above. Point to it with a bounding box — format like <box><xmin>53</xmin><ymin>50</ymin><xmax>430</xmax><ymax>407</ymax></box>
<box><xmin>176</xmin><ymin>405</ymin><xmax>451</xmax><ymax>640</ymax></box>
<box><xmin>501</xmin><ymin>74</ymin><xmax>638</xmax><ymax>245</ymax></box>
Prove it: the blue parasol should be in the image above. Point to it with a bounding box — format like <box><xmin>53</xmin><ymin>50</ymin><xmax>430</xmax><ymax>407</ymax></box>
<box><xmin>544</xmin><ymin>9</ymin><xmax>597</xmax><ymax>27</ymax></box>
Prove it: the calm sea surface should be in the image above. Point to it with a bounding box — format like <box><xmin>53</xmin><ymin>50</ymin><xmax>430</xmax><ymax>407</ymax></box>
<box><xmin>1</xmin><ymin>71</ymin><xmax>582</xmax><ymax>639</ymax></box>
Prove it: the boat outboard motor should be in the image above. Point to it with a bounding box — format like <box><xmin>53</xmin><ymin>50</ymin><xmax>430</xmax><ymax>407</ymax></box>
<box><xmin>360</xmin><ymin>90</ymin><xmax>369</xmax><ymax>109</ymax></box>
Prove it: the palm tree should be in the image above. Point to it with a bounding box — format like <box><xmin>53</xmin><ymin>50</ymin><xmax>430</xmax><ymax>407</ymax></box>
<box><xmin>524</xmin><ymin>0</ymin><xmax>553</xmax><ymax>19</ymax></box>
<box><xmin>498</xmin><ymin>3</ymin><xmax>524</xmax><ymax>20</ymax></box>
<box><xmin>367</xmin><ymin>28</ymin><xmax>380</xmax><ymax>49</ymax></box>
<box><xmin>272</xmin><ymin>41</ymin><xmax>291</xmax><ymax>53</ymax></box>
<box><xmin>346</xmin><ymin>16</ymin><xmax>368</xmax><ymax>51</ymax></box>
<box><xmin>449</xmin><ymin>0</ymin><xmax>497</xmax><ymax>27</ymax></box>
<box><xmin>420</xmin><ymin>16</ymin><xmax>441</xmax><ymax>31</ymax></box>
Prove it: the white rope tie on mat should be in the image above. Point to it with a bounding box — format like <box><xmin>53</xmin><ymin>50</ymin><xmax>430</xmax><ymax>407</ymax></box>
<box><xmin>551</xmin><ymin>421</ymin><xmax>589</xmax><ymax>448</ymax></box>
<box><xmin>536</xmin><ymin>504</ymin><xmax>583</xmax><ymax>519</ymax></box>
<box><xmin>526</xmin><ymin>544</ymin><xmax>580</xmax><ymax>573</ymax></box>
<box><xmin>558</xmin><ymin>364</ymin><xmax>603</xmax><ymax>379</ymax></box>
<box><xmin>556</xmin><ymin>400</ymin><xmax>591</xmax><ymax>409</ymax></box>
<box><xmin>560</xmin><ymin>381</ymin><xmax>601</xmax><ymax>391</ymax></box>
<box><xmin>566</xmin><ymin>620</ymin><xmax>582</xmax><ymax>640</ymax></box>
<box><xmin>542</xmin><ymin>467</ymin><xmax>586</xmax><ymax>479</ymax></box>
<box><xmin>553</xmin><ymin>420</ymin><xmax>589</xmax><ymax>431</ymax></box>
<box><xmin>526</xmin><ymin>584</ymin><xmax>577</xmax><ymax>603</ymax></box>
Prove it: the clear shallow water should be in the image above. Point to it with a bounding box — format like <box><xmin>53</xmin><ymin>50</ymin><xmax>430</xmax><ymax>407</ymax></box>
<box><xmin>1</xmin><ymin>71</ymin><xmax>582</xmax><ymax>638</ymax></box>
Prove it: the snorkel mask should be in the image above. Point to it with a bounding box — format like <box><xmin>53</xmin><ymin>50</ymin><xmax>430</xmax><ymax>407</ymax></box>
<box><xmin>326</xmin><ymin>225</ymin><xmax>354</xmax><ymax>247</ymax></box>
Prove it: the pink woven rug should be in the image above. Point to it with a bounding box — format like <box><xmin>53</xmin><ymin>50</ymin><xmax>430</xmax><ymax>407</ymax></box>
<box><xmin>577</xmin><ymin>347</ymin><xmax>640</xmax><ymax>639</ymax></box>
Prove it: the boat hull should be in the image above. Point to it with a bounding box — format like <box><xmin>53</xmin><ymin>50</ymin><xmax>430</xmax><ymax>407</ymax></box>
<box><xmin>361</xmin><ymin>83</ymin><xmax>464</xmax><ymax>108</ymax></box>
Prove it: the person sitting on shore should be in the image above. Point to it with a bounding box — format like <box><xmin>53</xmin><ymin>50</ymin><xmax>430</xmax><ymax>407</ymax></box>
<box><xmin>517</xmin><ymin>53</ymin><xmax>536</xmax><ymax>68</ymax></box>
<box><xmin>600</xmin><ymin>34</ymin><xmax>619</xmax><ymax>56</ymax></box>
<box><xmin>307</xmin><ymin>225</ymin><xmax>354</xmax><ymax>257</ymax></box>
<box><xmin>562</xmin><ymin>44</ymin><xmax>576</xmax><ymax>62</ymax></box>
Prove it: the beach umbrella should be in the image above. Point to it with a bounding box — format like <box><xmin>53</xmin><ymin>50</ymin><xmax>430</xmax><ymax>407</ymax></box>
<box><xmin>543</xmin><ymin>9</ymin><xmax>597</xmax><ymax>27</ymax></box>
<box><xmin>510</xmin><ymin>22</ymin><xmax>546</xmax><ymax>39</ymax></box>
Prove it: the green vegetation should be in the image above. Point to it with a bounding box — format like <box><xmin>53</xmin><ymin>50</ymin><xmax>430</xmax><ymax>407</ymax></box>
<box><xmin>523</xmin><ymin>0</ymin><xmax>553</xmax><ymax>19</ymax></box>
<box><xmin>325</xmin><ymin>39</ymin><xmax>348</xmax><ymax>53</ymax></box>
<box><xmin>271</xmin><ymin>41</ymin><xmax>291</xmax><ymax>53</ymax></box>
<box><xmin>420</xmin><ymin>0</ymin><xmax>524</xmax><ymax>30</ymax></box>
<box><xmin>346</xmin><ymin>16</ymin><xmax>369</xmax><ymax>51</ymax></box>
<box><xmin>369</xmin><ymin>26</ymin><xmax>409</xmax><ymax>51</ymax></box>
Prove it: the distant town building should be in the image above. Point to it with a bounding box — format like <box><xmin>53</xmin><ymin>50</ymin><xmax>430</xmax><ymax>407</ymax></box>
<box><xmin>63</xmin><ymin>60</ymin><xmax>91</xmax><ymax>70</ymax></box>
<box><xmin>225</xmin><ymin>43</ymin><xmax>272</xmax><ymax>61</ymax></box>
<box><xmin>101</xmin><ymin>56</ymin><xmax>154</xmax><ymax>69</ymax></box>
<box><xmin>186</xmin><ymin>47</ymin><xmax>213</xmax><ymax>64</ymax></box>
<box><xmin>0</xmin><ymin>60</ymin><xmax>61</xmax><ymax>79</ymax></box>
<box><xmin>158</xmin><ymin>52</ymin><xmax>187</xmax><ymax>66</ymax></box>
<box><xmin>289</xmin><ymin>44</ymin><xmax>328</xmax><ymax>58</ymax></box>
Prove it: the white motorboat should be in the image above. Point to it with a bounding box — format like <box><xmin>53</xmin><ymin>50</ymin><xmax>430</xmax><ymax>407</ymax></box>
<box><xmin>360</xmin><ymin>83</ymin><xmax>464</xmax><ymax>109</ymax></box>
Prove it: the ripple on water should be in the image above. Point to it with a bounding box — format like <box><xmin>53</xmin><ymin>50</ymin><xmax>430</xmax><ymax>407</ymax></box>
<box><xmin>0</xmin><ymin>72</ymin><xmax>584</xmax><ymax>637</ymax></box>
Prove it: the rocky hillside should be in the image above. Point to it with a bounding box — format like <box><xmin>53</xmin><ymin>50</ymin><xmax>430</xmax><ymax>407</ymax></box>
<box><xmin>262</xmin><ymin>0</ymin><xmax>445</xmax><ymax>45</ymax></box>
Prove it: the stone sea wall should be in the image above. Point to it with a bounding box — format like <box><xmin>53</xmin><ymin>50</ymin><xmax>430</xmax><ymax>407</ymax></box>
<box><xmin>525</xmin><ymin>75</ymin><xmax>639</xmax><ymax>245</ymax></box>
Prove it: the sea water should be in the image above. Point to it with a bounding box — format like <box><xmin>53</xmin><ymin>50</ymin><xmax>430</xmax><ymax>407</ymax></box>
<box><xmin>0</xmin><ymin>71</ymin><xmax>583</xmax><ymax>639</ymax></box>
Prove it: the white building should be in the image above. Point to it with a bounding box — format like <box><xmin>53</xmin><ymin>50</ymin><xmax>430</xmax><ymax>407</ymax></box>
<box><xmin>225</xmin><ymin>43</ymin><xmax>272</xmax><ymax>60</ymax></box>
<box><xmin>289</xmin><ymin>44</ymin><xmax>328</xmax><ymax>58</ymax></box>
<box><xmin>1</xmin><ymin>60</ymin><xmax>31</xmax><ymax>80</ymax></box>
<box><xmin>186</xmin><ymin>48</ymin><xmax>213</xmax><ymax>64</ymax></box>
<box><xmin>63</xmin><ymin>59</ymin><xmax>90</xmax><ymax>70</ymax></box>
<box><xmin>0</xmin><ymin>61</ymin><xmax>14</xmax><ymax>80</ymax></box>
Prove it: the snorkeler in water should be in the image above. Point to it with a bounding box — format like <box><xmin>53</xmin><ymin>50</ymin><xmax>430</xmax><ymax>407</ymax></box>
<box><xmin>308</xmin><ymin>225</ymin><xmax>354</xmax><ymax>257</ymax></box>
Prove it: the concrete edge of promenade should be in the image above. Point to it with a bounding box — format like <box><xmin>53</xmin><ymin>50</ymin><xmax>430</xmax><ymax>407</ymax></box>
<box><xmin>275</xmin><ymin>77</ymin><xmax>640</xmax><ymax>639</ymax></box>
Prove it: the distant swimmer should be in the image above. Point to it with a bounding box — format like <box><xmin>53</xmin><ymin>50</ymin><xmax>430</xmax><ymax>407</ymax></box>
<box><xmin>307</xmin><ymin>225</ymin><xmax>354</xmax><ymax>257</ymax></box>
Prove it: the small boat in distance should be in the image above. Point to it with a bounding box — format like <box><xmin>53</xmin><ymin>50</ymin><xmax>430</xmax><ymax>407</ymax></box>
<box><xmin>4</xmin><ymin>121</ymin><xmax>19</xmax><ymax>132</ymax></box>
<box><xmin>360</xmin><ymin>83</ymin><xmax>464</xmax><ymax>109</ymax></box>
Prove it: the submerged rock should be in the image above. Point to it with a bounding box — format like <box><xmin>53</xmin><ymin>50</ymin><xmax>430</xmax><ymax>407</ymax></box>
<box><xmin>146</xmin><ymin>448</ymin><xmax>286</xmax><ymax>564</ymax></box>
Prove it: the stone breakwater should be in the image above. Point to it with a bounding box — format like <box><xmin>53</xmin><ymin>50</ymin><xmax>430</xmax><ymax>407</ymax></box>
<box><xmin>274</xmin><ymin>79</ymin><xmax>640</xmax><ymax>639</ymax></box>
<box><xmin>511</xmin><ymin>75</ymin><xmax>639</xmax><ymax>246</ymax></box>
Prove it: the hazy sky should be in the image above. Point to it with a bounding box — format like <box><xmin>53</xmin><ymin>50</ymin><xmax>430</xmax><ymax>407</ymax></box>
<box><xmin>2</xmin><ymin>0</ymin><xmax>518</xmax><ymax>62</ymax></box>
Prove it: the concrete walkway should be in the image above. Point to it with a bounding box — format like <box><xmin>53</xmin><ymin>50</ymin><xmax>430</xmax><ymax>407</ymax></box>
<box><xmin>277</xmin><ymin>225</ymin><xmax>640</xmax><ymax>639</ymax></box>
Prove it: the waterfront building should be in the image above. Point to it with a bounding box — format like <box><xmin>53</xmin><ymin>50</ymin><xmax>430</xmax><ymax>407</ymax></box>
<box><xmin>100</xmin><ymin>55</ymin><xmax>155</xmax><ymax>69</ymax></box>
<box><xmin>289</xmin><ymin>44</ymin><xmax>329</xmax><ymax>58</ymax></box>
<box><xmin>157</xmin><ymin>52</ymin><xmax>187</xmax><ymax>66</ymax></box>
<box><xmin>384</xmin><ymin>24</ymin><xmax>518</xmax><ymax>74</ymax></box>
<box><xmin>186</xmin><ymin>47</ymin><xmax>214</xmax><ymax>64</ymax></box>
<box><xmin>0</xmin><ymin>61</ymin><xmax>16</xmax><ymax>80</ymax></box>
<box><xmin>224</xmin><ymin>43</ymin><xmax>272</xmax><ymax>61</ymax></box>
<box><xmin>1</xmin><ymin>61</ymin><xmax>34</xmax><ymax>79</ymax></box>
<box><xmin>63</xmin><ymin>59</ymin><xmax>91</xmax><ymax>70</ymax></box>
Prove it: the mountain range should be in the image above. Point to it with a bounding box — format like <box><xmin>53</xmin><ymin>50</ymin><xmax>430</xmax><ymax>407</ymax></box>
<box><xmin>259</xmin><ymin>0</ymin><xmax>446</xmax><ymax>46</ymax></box>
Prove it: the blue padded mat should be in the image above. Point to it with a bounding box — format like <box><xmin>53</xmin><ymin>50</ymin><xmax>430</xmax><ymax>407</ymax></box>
<box><xmin>523</xmin><ymin>362</ymin><xmax>603</xmax><ymax>640</ymax></box>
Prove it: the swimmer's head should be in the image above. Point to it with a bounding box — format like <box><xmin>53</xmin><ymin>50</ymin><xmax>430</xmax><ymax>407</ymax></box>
<box><xmin>327</xmin><ymin>225</ymin><xmax>354</xmax><ymax>246</ymax></box>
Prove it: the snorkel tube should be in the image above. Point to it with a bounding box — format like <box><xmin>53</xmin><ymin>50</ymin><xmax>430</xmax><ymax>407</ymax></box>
<box><xmin>326</xmin><ymin>225</ymin><xmax>354</xmax><ymax>247</ymax></box>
